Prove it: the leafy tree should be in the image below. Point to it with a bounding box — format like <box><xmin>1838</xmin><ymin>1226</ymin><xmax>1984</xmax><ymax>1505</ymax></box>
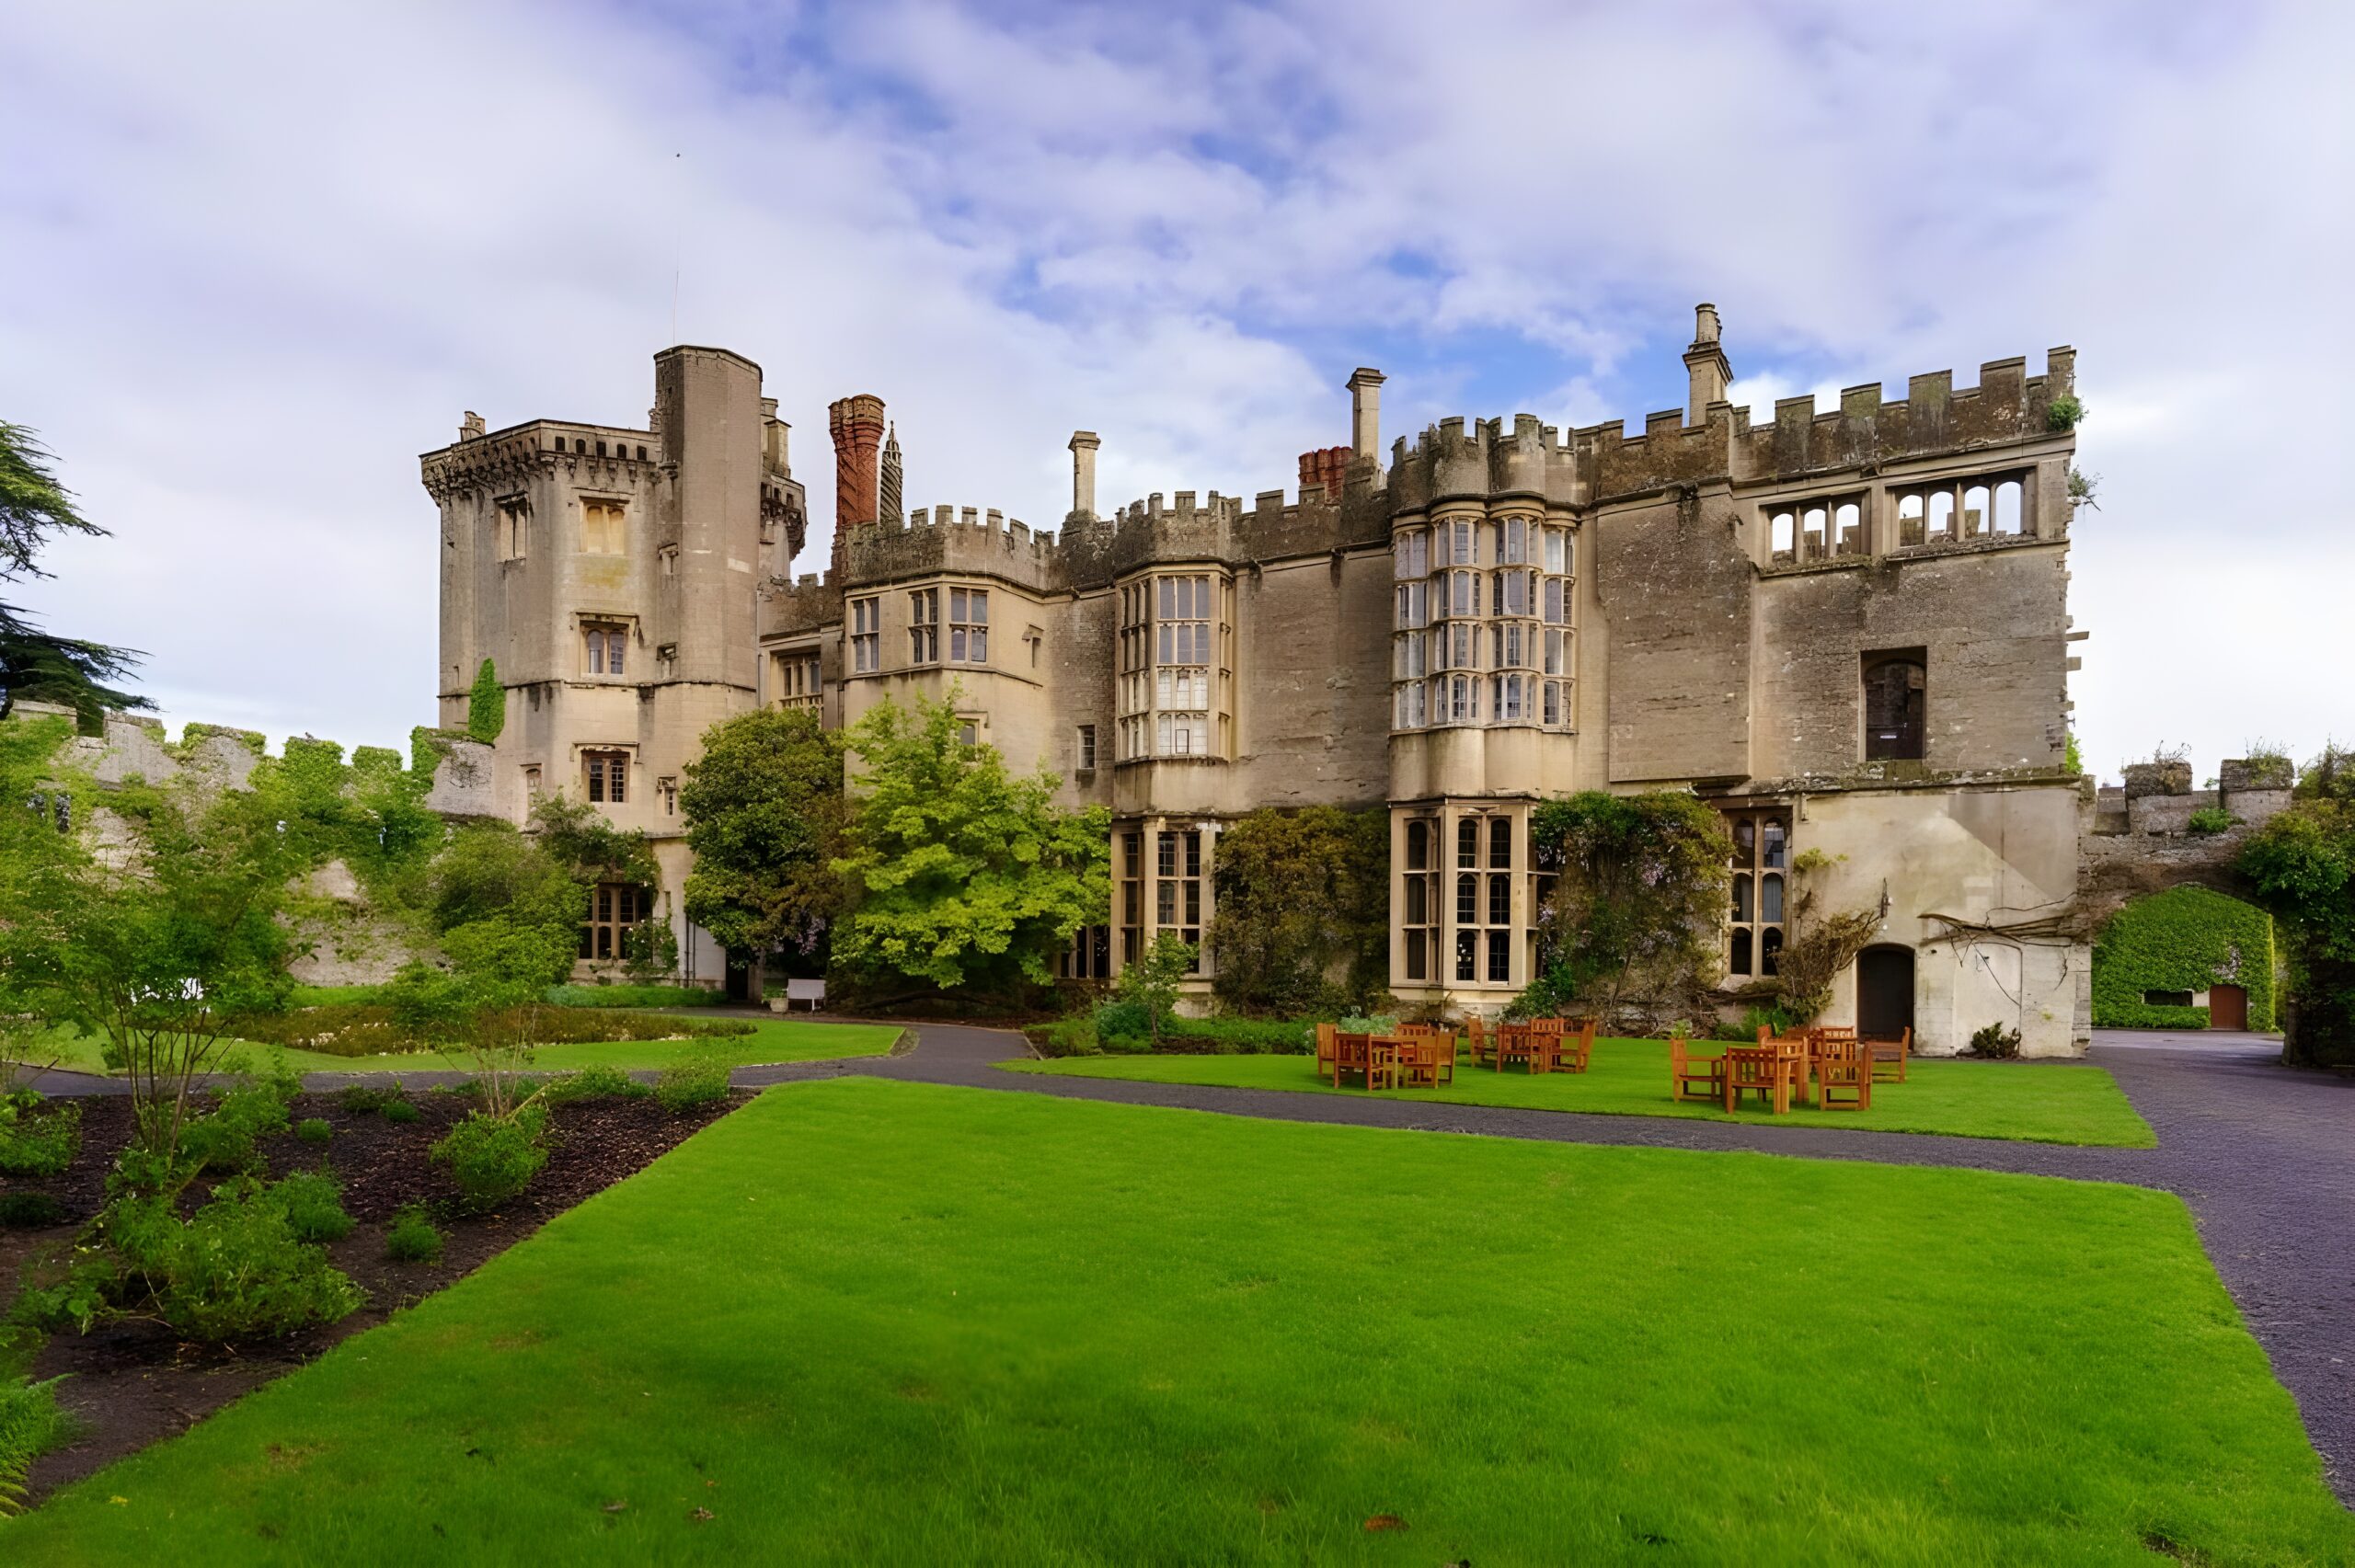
<box><xmin>833</xmin><ymin>690</ymin><xmax>1109</xmax><ymax>992</ymax></box>
<box><xmin>0</xmin><ymin>421</ymin><xmax>149</xmax><ymax>727</ymax></box>
<box><xmin>1521</xmin><ymin>791</ymin><xmax>1733</xmax><ymax>1022</ymax></box>
<box><xmin>466</xmin><ymin>658</ymin><xmax>505</xmax><ymax>743</ymax></box>
<box><xmin>680</xmin><ymin>706</ymin><xmax>846</xmax><ymax>973</ymax></box>
<box><xmin>1207</xmin><ymin>806</ymin><xmax>1387</xmax><ymax>1015</ymax></box>
<box><xmin>1114</xmin><ymin>933</ymin><xmax>1195</xmax><ymax>1047</ymax></box>
<box><xmin>2238</xmin><ymin>743</ymin><xmax>2355</xmax><ymax>1067</ymax></box>
<box><xmin>0</xmin><ymin>749</ymin><xmax>303</xmax><ymax>1165</ymax></box>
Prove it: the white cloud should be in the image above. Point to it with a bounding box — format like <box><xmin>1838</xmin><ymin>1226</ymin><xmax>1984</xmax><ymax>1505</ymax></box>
<box><xmin>2</xmin><ymin>0</ymin><xmax>2349</xmax><ymax>784</ymax></box>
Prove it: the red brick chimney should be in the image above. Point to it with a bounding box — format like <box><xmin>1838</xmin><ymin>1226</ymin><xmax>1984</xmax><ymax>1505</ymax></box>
<box><xmin>827</xmin><ymin>395</ymin><xmax>887</xmax><ymax>544</ymax></box>
<box><xmin>1298</xmin><ymin>444</ymin><xmax>1350</xmax><ymax>501</ymax></box>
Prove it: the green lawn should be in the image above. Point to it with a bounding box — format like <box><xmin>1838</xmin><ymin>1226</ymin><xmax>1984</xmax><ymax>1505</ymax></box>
<box><xmin>1007</xmin><ymin>1038</ymin><xmax>2157</xmax><ymax>1148</ymax></box>
<box><xmin>10</xmin><ymin>1079</ymin><xmax>2343</xmax><ymax>1564</ymax></box>
<box><xmin>6</xmin><ymin>1018</ymin><xmax>901</xmax><ymax>1079</ymax></box>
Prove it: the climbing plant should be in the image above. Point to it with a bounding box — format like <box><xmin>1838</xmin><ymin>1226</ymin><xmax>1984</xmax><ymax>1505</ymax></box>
<box><xmin>2090</xmin><ymin>886</ymin><xmax>2275</xmax><ymax>1031</ymax></box>
<box><xmin>466</xmin><ymin>658</ymin><xmax>505</xmax><ymax>743</ymax></box>
<box><xmin>1518</xmin><ymin>792</ymin><xmax>1732</xmax><ymax>1022</ymax></box>
<box><xmin>2237</xmin><ymin>744</ymin><xmax>2355</xmax><ymax>1066</ymax></box>
<box><xmin>1207</xmin><ymin>805</ymin><xmax>1388</xmax><ymax>1016</ymax></box>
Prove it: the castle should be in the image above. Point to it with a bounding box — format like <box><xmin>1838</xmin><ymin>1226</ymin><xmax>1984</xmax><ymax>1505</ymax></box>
<box><xmin>422</xmin><ymin>308</ymin><xmax>2092</xmax><ymax>1055</ymax></box>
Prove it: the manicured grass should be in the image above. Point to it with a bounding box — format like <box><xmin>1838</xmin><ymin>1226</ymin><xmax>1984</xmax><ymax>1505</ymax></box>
<box><xmin>1008</xmin><ymin>1037</ymin><xmax>2157</xmax><ymax>1148</ymax></box>
<box><xmin>10</xmin><ymin>1079</ymin><xmax>2343</xmax><ymax>1563</ymax></box>
<box><xmin>6</xmin><ymin>1019</ymin><xmax>900</xmax><ymax>1079</ymax></box>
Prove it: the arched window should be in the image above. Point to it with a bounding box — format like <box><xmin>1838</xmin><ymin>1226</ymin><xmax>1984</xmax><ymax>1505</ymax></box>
<box><xmin>1456</xmin><ymin>873</ymin><xmax>1478</xmax><ymax>924</ymax></box>
<box><xmin>1731</xmin><ymin>873</ymin><xmax>1752</xmax><ymax>921</ymax></box>
<box><xmin>1864</xmin><ymin>657</ymin><xmax>1928</xmax><ymax>761</ymax></box>
<box><xmin>1834</xmin><ymin>501</ymin><xmax>1863</xmax><ymax>555</ymax></box>
<box><xmin>1771</xmin><ymin>512</ymin><xmax>1796</xmax><ymax>557</ymax></box>
<box><xmin>1761</xmin><ymin>872</ymin><xmax>1785</xmax><ymax>923</ymax></box>
<box><xmin>1962</xmin><ymin>485</ymin><xmax>1991</xmax><ymax>538</ymax></box>
<box><xmin>1929</xmin><ymin>490</ymin><xmax>1954</xmax><ymax>541</ymax></box>
<box><xmin>1489</xmin><ymin>816</ymin><xmax>1512</xmax><ymax>869</ymax></box>
<box><xmin>1730</xmin><ymin>927</ymin><xmax>1753</xmax><ymax>977</ymax></box>
<box><xmin>1802</xmin><ymin>507</ymin><xmax>1828</xmax><ymax>557</ymax></box>
<box><xmin>1406</xmin><ymin>819</ymin><xmax>1429</xmax><ymax>870</ymax></box>
<box><xmin>1760</xmin><ymin>927</ymin><xmax>1784</xmax><ymax>977</ymax></box>
<box><xmin>1994</xmin><ymin>480</ymin><xmax>2024</xmax><ymax>535</ymax></box>
<box><xmin>1457</xmin><ymin>817</ymin><xmax>1480</xmax><ymax>867</ymax></box>
<box><xmin>1897</xmin><ymin>493</ymin><xmax>1925</xmax><ymax>546</ymax></box>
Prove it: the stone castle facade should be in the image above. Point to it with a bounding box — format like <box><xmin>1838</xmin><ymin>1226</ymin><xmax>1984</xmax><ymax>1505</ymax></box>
<box><xmin>422</xmin><ymin>309</ymin><xmax>2093</xmax><ymax>1055</ymax></box>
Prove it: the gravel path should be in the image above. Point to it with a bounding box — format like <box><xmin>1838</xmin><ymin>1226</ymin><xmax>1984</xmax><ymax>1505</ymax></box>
<box><xmin>23</xmin><ymin>1023</ymin><xmax>2351</xmax><ymax>1504</ymax></box>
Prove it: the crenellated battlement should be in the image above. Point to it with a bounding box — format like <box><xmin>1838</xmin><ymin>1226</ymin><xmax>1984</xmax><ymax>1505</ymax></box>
<box><xmin>420</xmin><ymin>418</ymin><xmax>661</xmax><ymax>503</ymax></box>
<box><xmin>1388</xmin><ymin>412</ymin><xmax>1582</xmax><ymax>513</ymax></box>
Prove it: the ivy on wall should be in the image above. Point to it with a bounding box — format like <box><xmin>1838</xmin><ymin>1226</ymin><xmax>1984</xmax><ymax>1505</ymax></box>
<box><xmin>466</xmin><ymin>658</ymin><xmax>505</xmax><ymax>744</ymax></box>
<box><xmin>2091</xmin><ymin>886</ymin><xmax>2275</xmax><ymax>1030</ymax></box>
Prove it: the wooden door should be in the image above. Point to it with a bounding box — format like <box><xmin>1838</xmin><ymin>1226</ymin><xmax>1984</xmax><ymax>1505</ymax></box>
<box><xmin>2208</xmin><ymin>984</ymin><xmax>2248</xmax><ymax>1031</ymax></box>
<box><xmin>1857</xmin><ymin>946</ymin><xmax>1915</xmax><ymax>1039</ymax></box>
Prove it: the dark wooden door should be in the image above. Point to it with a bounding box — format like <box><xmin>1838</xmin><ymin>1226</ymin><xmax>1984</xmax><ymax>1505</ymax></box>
<box><xmin>1857</xmin><ymin>946</ymin><xmax>1915</xmax><ymax>1039</ymax></box>
<box><xmin>2208</xmin><ymin>984</ymin><xmax>2248</xmax><ymax>1031</ymax></box>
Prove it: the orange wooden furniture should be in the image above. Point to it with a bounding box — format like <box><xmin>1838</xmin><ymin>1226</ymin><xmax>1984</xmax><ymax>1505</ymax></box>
<box><xmin>1396</xmin><ymin>1025</ymin><xmax>1455</xmax><ymax>1087</ymax></box>
<box><xmin>1556</xmin><ymin>1017</ymin><xmax>1598</xmax><ymax>1074</ymax></box>
<box><xmin>1315</xmin><ymin>1022</ymin><xmax>1340</xmax><ymax>1085</ymax></box>
<box><xmin>1497</xmin><ymin>1023</ymin><xmax>1557</xmax><ymax>1074</ymax></box>
<box><xmin>1332</xmin><ymin>1032</ymin><xmax>1397</xmax><ymax>1092</ymax></box>
<box><xmin>1724</xmin><ymin>1046</ymin><xmax>1793</xmax><ymax>1115</ymax></box>
<box><xmin>1669</xmin><ymin>1036</ymin><xmax>1724</xmax><ymax>1104</ymax></box>
<box><xmin>1465</xmin><ymin>1016</ymin><xmax>1495</xmax><ymax>1070</ymax></box>
<box><xmin>1866</xmin><ymin>1027</ymin><xmax>1911</xmax><ymax>1083</ymax></box>
<box><xmin>1817</xmin><ymin>1051</ymin><xmax>1873</xmax><ymax>1111</ymax></box>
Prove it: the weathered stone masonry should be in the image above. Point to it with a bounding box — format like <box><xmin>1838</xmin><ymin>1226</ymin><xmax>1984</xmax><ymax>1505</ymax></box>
<box><xmin>429</xmin><ymin>309</ymin><xmax>2098</xmax><ymax>1054</ymax></box>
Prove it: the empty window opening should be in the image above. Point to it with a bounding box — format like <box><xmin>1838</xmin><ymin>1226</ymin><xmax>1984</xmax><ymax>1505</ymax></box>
<box><xmin>1897</xmin><ymin>493</ymin><xmax>1926</xmax><ymax>546</ymax></box>
<box><xmin>1962</xmin><ymin>485</ymin><xmax>1991</xmax><ymax>539</ymax></box>
<box><xmin>1928</xmin><ymin>491</ymin><xmax>1955</xmax><ymax>542</ymax></box>
<box><xmin>1863</xmin><ymin>655</ymin><xmax>1927</xmax><ymax>761</ymax></box>
<box><xmin>1770</xmin><ymin>511</ymin><xmax>1796</xmax><ymax>559</ymax></box>
<box><xmin>1994</xmin><ymin>479</ymin><xmax>2024</xmax><ymax>535</ymax></box>
<box><xmin>1834</xmin><ymin>501</ymin><xmax>1864</xmax><ymax>555</ymax></box>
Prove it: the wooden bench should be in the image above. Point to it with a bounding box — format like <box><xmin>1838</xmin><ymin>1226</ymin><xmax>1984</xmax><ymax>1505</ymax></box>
<box><xmin>1866</xmin><ymin>1027</ymin><xmax>1912</xmax><ymax>1083</ymax></box>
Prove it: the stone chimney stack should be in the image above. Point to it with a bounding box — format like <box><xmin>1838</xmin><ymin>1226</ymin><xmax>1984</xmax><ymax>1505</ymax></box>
<box><xmin>761</xmin><ymin>397</ymin><xmax>788</xmax><ymax>472</ymax></box>
<box><xmin>827</xmin><ymin>394</ymin><xmax>887</xmax><ymax>531</ymax></box>
<box><xmin>879</xmin><ymin>423</ymin><xmax>903</xmax><ymax>523</ymax></box>
<box><xmin>1068</xmin><ymin>430</ymin><xmax>1100</xmax><ymax>521</ymax></box>
<box><xmin>1683</xmin><ymin>303</ymin><xmax>1731</xmax><ymax>422</ymax></box>
<box><xmin>1347</xmin><ymin>368</ymin><xmax>1384</xmax><ymax>462</ymax></box>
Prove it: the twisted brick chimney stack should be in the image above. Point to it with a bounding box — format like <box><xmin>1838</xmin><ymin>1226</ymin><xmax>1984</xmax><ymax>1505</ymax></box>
<box><xmin>827</xmin><ymin>394</ymin><xmax>887</xmax><ymax>561</ymax></box>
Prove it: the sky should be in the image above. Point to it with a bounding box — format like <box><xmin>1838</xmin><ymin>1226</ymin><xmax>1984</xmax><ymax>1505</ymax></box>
<box><xmin>3</xmin><ymin>0</ymin><xmax>2349</xmax><ymax>784</ymax></box>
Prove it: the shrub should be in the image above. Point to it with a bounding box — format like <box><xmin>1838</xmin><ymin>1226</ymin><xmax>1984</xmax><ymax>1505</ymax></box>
<box><xmin>2187</xmin><ymin>807</ymin><xmax>2238</xmax><ymax>835</ymax></box>
<box><xmin>381</xmin><ymin>1098</ymin><xmax>421</xmax><ymax>1126</ymax></box>
<box><xmin>0</xmin><ymin>1193</ymin><xmax>69</xmax><ymax>1229</ymax></box>
<box><xmin>431</xmin><ymin>1108</ymin><xmax>548</xmax><ymax>1211</ymax></box>
<box><xmin>1</xmin><ymin>1375</ymin><xmax>75</xmax><ymax>1516</ymax></box>
<box><xmin>51</xmin><ymin>1180</ymin><xmax>365</xmax><ymax>1341</ymax></box>
<box><xmin>543</xmin><ymin>983</ymin><xmax>722</xmax><ymax>1009</ymax></box>
<box><xmin>655</xmin><ymin>1047</ymin><xmax>732</xmax><ymax>1114</ymax></box>
<box><xmin>1968</xmin><ymin>1023</ymin><xmax>2024</xmax><ymax>1059</ymax></box>
<box><xmin>294</xmin><ymin>1117</ymin><xmax>333</xmax><ymax>1146</ymax></box>
<box><xmin>2046</xmin><ymin>392</ymin><xmax>2085</xmax><ymax>431</ymax></box>
<box><xmin>545</xmin><ymin>1064</ymin><xmax>651</xmax><ymax>1104</ymax></box>
<box><xmin>268</xmin><ymin>1168</ymin><xmax>355</xmax><ymax>1243</ymax></box>
<box><xmin>0</xmin><ymin>1092</ymin><xmax>80</xmax><ymax>1177</ymax></box>
<box><xmin>1157</xmin><ymin>1016</ymin><xmax>1312</xmax><ymax>1056</ymax></box>
<box><xmin>384</xmin><ymin>1203</ymin><xmax>443</xmax><ymax>1264</ymax></box>
<box><xmin>227</xmin><ymin>1002</ymin><xmax>753</xmax><ymax>1058</ymax></box>
<box><xmin>179</xmin><ymin>1080</ymin><xmax>293</xmax><ymax>1173</ymax></box>
<box><xmin>1028</xmin><ymin>1016</ymin><xmax>1100</xmax><ymax>1058</ymax></box>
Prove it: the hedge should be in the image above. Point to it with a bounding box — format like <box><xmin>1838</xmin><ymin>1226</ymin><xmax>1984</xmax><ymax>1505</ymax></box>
<box><xmin>2092</xmin><ymin>886</ymin><xmax>2275</xmax><ymax>1031</ymax></box>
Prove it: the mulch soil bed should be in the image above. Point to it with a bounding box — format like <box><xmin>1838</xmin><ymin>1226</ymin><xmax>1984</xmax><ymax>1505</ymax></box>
<box><xmin>1</xmin><ymin>1087</ymin><xmax>748</xmax><ymax>1505</ymax></box>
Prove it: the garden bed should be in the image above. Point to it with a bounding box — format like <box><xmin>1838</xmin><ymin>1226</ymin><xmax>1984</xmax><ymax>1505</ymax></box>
<box><xmin>0</xmin><ymin>1087</ymin><xmax>746</xmax><ymax>1506</ymax></box>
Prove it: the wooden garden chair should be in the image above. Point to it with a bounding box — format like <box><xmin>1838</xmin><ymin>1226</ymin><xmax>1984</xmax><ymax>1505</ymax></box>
<box><xmin>1555</xmin><ymin>1017</ymin><xmax>1598</xmax><ymax>1074</ymax></box>
<box><xmin>1866</xmin><ymin>1027</ymin><xmax>1911</xmax><ymax>1083</ymax></box>
<box><xmin>1724</xmin><ymin>1046</ymin><xmax>1792</xmax><ymax>1115</ymax></box>
<box><xmin>1669</xmin><ymin>1036</ymin><xmax>1724</xmax><ymax>1104</ymax></box>
<box><xmin>1767</xmin><ymin>1032</ymin><xmax>1815</xmax><ymax>1105</ymax></box>
<box><xmin>1498</xmin><ymin>1023</ymin><xmax>1549</xmax><ymax>1074</ymax></box>
<box><xmin>1315</xmin><ymin>1022</ymin><xmax>1340</xmax><ymax>1085</ymax></box>
<box><xmin>1396</xmin><ymin>1025</ymin><xmax>1454</xmax><ymax>1088</ymax></box>
<box><xmin>1334</xmin><ymin>1033</ymin><xmax>1397</xmax><ymax>1092</ymax></box>
<box><xmin>1817</xmin><ymin>1051</ymin><xmax>1872</xmax><ymax>1111</ymax></box>
<box><xmin>1465</xmin><ymin>1015</ymin><xmax>1495</xmax><ymax>1070</ymax></box>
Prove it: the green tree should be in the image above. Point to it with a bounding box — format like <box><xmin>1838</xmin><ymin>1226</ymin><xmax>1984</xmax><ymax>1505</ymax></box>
<box><xmin>1208</xmin><ymin>806</ymin><xmax>1388</xmax><ymax>1015</ymax></box>
<box><xmin>2238</xmin><ymin>743</ymin><xmax>2355</xmax><ymax>1067</ymax></box>
<box><xmin>680</xmin><ymin>706</ymin><xmax>846</xmax><ymax>972</ymax></box>
<box><xmin>0</xmin><ymin>750</ymin><xmax>303</xmax><ymax>1164</ymax></box>
<box><xmin>0</xmin><ymin>421</ymin><xmax>149</xmax><ymax>727</ymax></box>
<box><xmin>1522</xmin><ymin>791</ymin><xmax>1733</xmax><ymax>1022</ymax></box>
<box><xmin>833</xmin><ymin>691</ymin><xmax>1109</xmax><ymax>992</ymax></box>
<box><xmin>1115</xmin><ymin>933</ymin><xmax>1196</xmax><ymax>1047</ymax></box>
<box><xmin>466</xmin><ymin>658</ymin><xmax>505</xmax><ymax>743</ymax></box>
